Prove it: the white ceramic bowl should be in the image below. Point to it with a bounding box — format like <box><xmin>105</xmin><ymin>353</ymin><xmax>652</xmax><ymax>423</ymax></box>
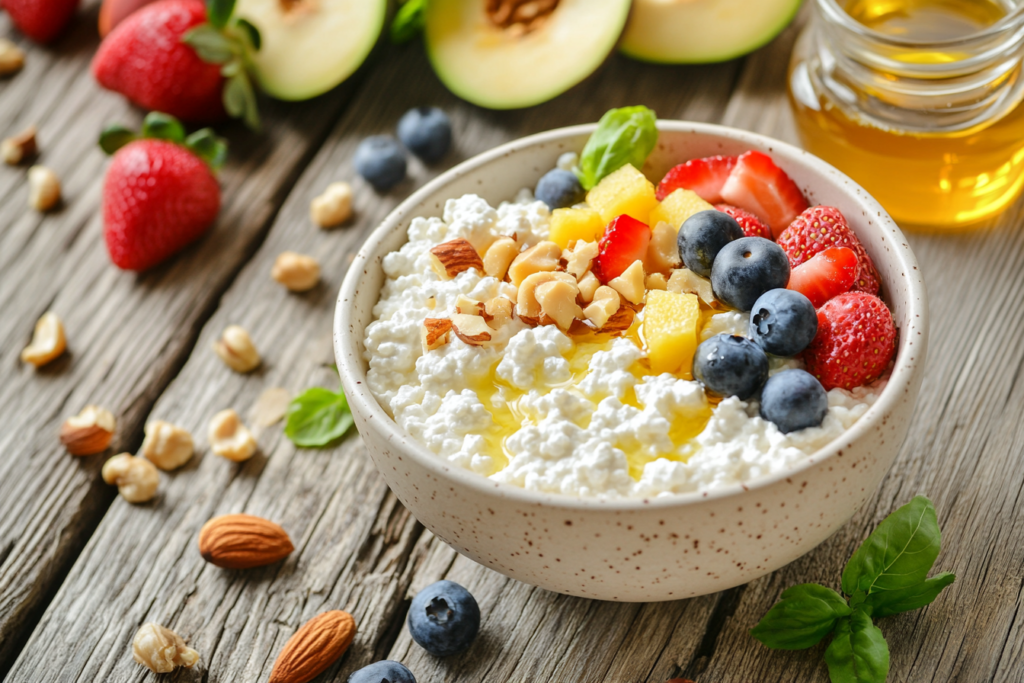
<box><xmin>335</xmin><ymin>122</ymin><xmax>927</xmax><ymax>602</ymax></box>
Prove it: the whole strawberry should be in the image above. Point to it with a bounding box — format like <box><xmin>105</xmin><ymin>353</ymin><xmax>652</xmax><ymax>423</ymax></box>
<box><xmin>3</xmin><ymin>0</ymin><xmax>79</xmax><ymax>42</ymax></box>
<box><xmin>91</xmin><ymin>0</ymin><xmax>260</xmax><ymax>127</ymax></box>
<box><xmin>777</xmin><ymin>206</ymin><xmax>881</xmax><ymax>294</ymax></box>
<box><xmin>716</xmin><ymin>204</ymin><xmax>772</xmax><ymax>240</ymax></box>
<box><xmin>100</xmin><ymin>112</ymin><xmax>226</xmax><ymax>271</ymax></box>
<box><xmin>803</xmin><ymin>292</ymin><xmax>896</xmax><ymax>391</ymax></box>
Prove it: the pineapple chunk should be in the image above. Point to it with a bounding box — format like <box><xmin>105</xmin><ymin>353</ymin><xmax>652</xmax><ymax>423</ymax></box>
<box><xmin>586</xmin><ymin>164</ymin><xmax>658</xmax><ymax>225</ymax></box>
<box><xmin>549</xmin><ymin>208</ymin><xmax>606</xmax><ymax>249</ymax></box>
<box><xmin>643</xmin><ymin>290</ymin><xmax>701</xmax><ymax>376</ymax></box>
<box><xmin>649</xmin><ymin>189</ymin><xmax>715</xmax><ymax>231</ymax></box>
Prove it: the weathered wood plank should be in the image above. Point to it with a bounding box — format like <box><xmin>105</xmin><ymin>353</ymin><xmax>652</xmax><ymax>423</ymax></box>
<box><xmin>0</xmin><ymin>9</ymin><xmax>365</xmax><ymax>673</ymax></box>
<box><xmin>5</xmin><ymin>43</ymin><xmax>744</xmax><ymax>681</ymax></box>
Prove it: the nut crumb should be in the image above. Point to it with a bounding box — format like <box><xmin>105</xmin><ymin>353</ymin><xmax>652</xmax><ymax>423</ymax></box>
<box><xmin>213</xmin><ymin>325</ymin><xmax>261</xmax><ymax>373</ymax></box>
<box><xmin>21</xmin><ymin>311</ymin><xmax>66</xmax><ymax>367</ymax></box>
<box><xmin>0</xmin><ymin>39</ymin><xmax>25</xmax><ymax>76</ymax></box>
<box><xmin>102</xmin><ymin>453</ymin><xmax>159</xmax><ymax>503</ymax></box>
<box><xmin>132</xmin><ymin>623</ymin><xmax>199</xmax><ymax>674</ymax></box>
<box><xmin>208</xmin><ymin>409</ymin><xmax>257</xmax><ymax>462</ymax></box>
<box><xmin>141</xmin><ymin>420</ymin><xmax>194</xmax><ymax>470</ymax></box>
<box><xmin>28</xmin><ymin>165</ymin><xmax>60</xmax><ymax>212</ymax></box>
<box><xmin>272</xmin><ymin>251</ymin><xmax>320</xmax><ymax>292</ymax></box>
<box><xmin>60</xmin><ymin>405</ymin><xmax>116</xmax><ymax>456</ymax></box>
<box><xmin>2</xmin><ymin>125</ymin><xmax>36</xmax><ymax>165</ymax></box>
<box><xmin>310</xmin><ymin>181</ymin><xmax>353</xmax><ymax>228</ymax></box>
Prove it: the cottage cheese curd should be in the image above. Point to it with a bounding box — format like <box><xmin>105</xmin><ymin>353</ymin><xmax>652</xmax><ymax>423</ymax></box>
<box><xmin>364</xmin><ymin>194</ymin><xmax>886</xmax><ymax>498</ymax></box>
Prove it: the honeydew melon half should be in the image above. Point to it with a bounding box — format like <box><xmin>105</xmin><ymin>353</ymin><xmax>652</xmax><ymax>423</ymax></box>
<box><xmin>236</xmin><ymin>0</ymin><xmax>387</xmax><ymax>101</ymax></box>
<box><xmin>620</xmin><ymin>0</ymin><xmax>804</xmax><ymax>64</ymax></box>
<box><xmin>425</xmin><ymin>0</ymin><xmax>633</xmax><ymax>110</ymax></box>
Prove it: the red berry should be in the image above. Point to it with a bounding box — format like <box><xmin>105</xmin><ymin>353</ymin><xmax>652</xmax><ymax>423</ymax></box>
<box><xmin>656</xmin><ymin>155</ymin><xmax>737</xmax><ymax>203</ymax></box>
<box><xmin>777</xmin><ymin>206</ymin><xmax>881</xmax><ymax>295</ymax></box>
<box><xmin>803</xmin><ymin>292</ymin><xmax>896</xmax><ymax>391</ymax></box>
<box><xmin>593</xmin><ymin>214</ymin><xmax>651</xmax><ymax>283</ymax></box>
<box><xmin>788</xmin><ymin>247</ymin><xmax>860</xmax><ymax>308</ymax></box>
<box><xmin>91</xmin><ymin>0</ymin><xmax>226</xmax><ymax>124</ymax></box>
<box><xmin>3</xmin><ymin>0</ymin><xmax>79</xmax><ymax>43</ymax></box>
<box><xmin>99</xmin><ymin>0</ymin><xmax>158</xmax><ymax>36</ymax></box>
<box><xmin>719</xmin><ymin>151</ymin><xmax>809</xmax><ymax>238</ymax></box>
<box><xmin>715</xmin><ymin>204</ymin><xmax>772</xmax><ymax>240</ymax></box>
<box><xmin>102</xmin><ymin>139</ymin><xmax>221</xmax><ymax>271</ymax></box>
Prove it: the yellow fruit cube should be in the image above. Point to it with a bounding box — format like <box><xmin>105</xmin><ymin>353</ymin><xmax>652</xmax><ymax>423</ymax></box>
<box><xmin>549</xmin><ymin>208</ymin><xmax>606</xmax><ymax>249</ymax></box>
<box><xmin>649</xmin><ymin>189</ymin><xmax>715</xmax><ymax>232</ymax></box>
<box><xmin>643</xmin><ymin>290</ymin><xmax>701</xmax><ymax>376</ymax></box>
<box><xmin>586</xmin><ymin>164</ymin><xmax>658</xmax><ymax>225</ymax></box>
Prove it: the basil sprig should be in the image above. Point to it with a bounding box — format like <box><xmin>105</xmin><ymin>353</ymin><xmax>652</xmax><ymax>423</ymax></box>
<box><xmin>575</xmin><ymin>105</ymin><xmax>658</xmax><ymax>191</ymax></box>
<box><xmin>284</xmin><ymin>379</ymin><xmax>355</xmax><ymax>447</ymax></box>
<box><xmin>752</xmin><ymin>496</ymin><xmax>955</xmax><ymax>683</ymax></box>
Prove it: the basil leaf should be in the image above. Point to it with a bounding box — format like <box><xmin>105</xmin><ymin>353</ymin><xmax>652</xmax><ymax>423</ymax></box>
<box><xmin>141</xmin><ymin>112</ymin><xmax>186</xmax><ymax>143</ymax></box>
<box><xmin>862</xmin><ymin>572</ymin><xmax>956</xmax><ymax>619</ymax></box>
<box><xmin>751</xmin><ymin>583</ymin><xmax>852</xmax><ymax>650</ymax></box>
<box><xmin>182</xmin><ymin>24</ymin><xmax>235</xmax><ymax>63</ymax></box>
<box><xmin>98</xmin><ymin>124</ymin><xmax>136</xmax><ymax>155</ymax></box>
<box><xmin>391</xmin><ymin>0</ymin><xmax>427</xmax><ymax>44</ymax></box>
<box><xmin>824</xmin><ymin>611</ymin><xmax>889</xmax><ymax>683</ymax></box>
<box><xmin>284</xmin><ymin>386</ymin><xmax>354</xmax><ymax>447</ymax></box>
<box><xmin>842</xmin><ymin>495</ymin><xmax>941</xmax><ymax>597</ymax></box>
<box><xmin>575</xmin><ymin>105</ymin><xmax>658</xmax><ymax>190</ymax></box>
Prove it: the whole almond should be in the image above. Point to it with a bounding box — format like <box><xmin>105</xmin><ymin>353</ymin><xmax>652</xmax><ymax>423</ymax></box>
<box><xmin>269</xmin><ymin>610</ymin><xmax>356</xmax><ymax>683</ymax></box>
<box><xmin>197</xmin><ymin>514</ymin><xmax>294</xmax><ymax>569</ymax></box>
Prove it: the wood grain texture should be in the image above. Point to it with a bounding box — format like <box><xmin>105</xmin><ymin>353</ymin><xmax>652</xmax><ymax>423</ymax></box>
<box><xmin>0</xmin><ymin>9</ymin><xmax>364</xmax><ymax>673</ymax></box>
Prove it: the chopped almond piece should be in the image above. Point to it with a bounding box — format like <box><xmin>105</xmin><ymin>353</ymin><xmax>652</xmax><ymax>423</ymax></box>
<box><xmin>668</xmin><ymin>268</ymin><xmax>718</xmax><ymax>307</ymax></box>
<box><xmin>516</xmin><ymin>271</ymin><xmax>577</xmax><ymax>319</ymax></box>
<box><xmin>455</xmin><ymin>294</ymin><xmax>485</xmax><ymax>316</ymax></box>
<box><xmin>422</xmin><ymin>318</ymin><xmax>452</xmax><ymax>351</ymax></box>
<box><xmin>507</xmin><ymin>241</ymin><xmax>561</xmax><ymax>286</ymax></box>
<box><xmin>600</xmin><ymin>306</ymin><xmax>636</xmax><ymax>334</ymax></box>
<box><xmin>577</xmin><ymin>271</ymin><xmax>601</xmax><ymax>303</ymax></box>
<box><xmin>608</xmin><ymin>260</ymin><xmax>645</xmax><ymax>305</ymax></box>
<box><xmin>429</xmin><ymin>239</ymin><xmax>484</xmax><ymax>280</ymax></box>
<box><xmin>564</xmin><ymin>240</ymin><xmax>599</xmax><ymax>279</ymax></box>
<box><xmin>646</xmin><ymin>221</ymin><xmax>682</xmax><ymax>275</ymax></box>
<box><xmin>484</xmin><ymin>297</ymin><xmax>514</xmax><ymax>329</ymax></box>
<box><xmin>451</xmin><ymin>314</ymin><xmax>493</xmax><ymax>345</ymax></box>
<box><xmin>646</xmin><ymin>272</ymin><xmax>668</xmax><ymax>290</ymax></box>
<box><xmin>535</xmin><ymin>280</ymin><xmax>583</xmax><ymax>331</ymax></box>
<box><xmin>483</xmin><ymin>236</ymin><xmax>519</xmax><ymax>280</ymax></box>
<box><xmin>584</xmin><ymin>286</ymin><xmax>621</xmax><ymax>329</ymax></box>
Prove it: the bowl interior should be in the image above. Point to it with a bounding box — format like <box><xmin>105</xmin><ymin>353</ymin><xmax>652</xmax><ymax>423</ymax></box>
<box><xmin>335</xmin><ymin>121</ymin><xmax>926</xmax><ymax>510</ymax></box>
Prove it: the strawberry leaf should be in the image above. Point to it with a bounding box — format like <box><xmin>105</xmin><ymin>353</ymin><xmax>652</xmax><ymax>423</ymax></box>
<box><xmin>391</xmin><ymin>0</ymin><xmax>428</xmax><ymax>44</ymax></box>
<box><xmin>185</xmin><ymin>129</ymin><xmax>229</xmax><ymax>171</ymax></box>
<box><xmin>223</xmin><ymin>68</ymin><xmax>260</xmax><ymax>131</ymax></box>
<box><xmin>182</xmin><ymin>24</ymin><xmax>234</xmax><ymax>63</ymax></box>
<box><xmin>98</xmin><ymin>125</ymin><xmax>137</xmax><ymax>155</ymax></box>
<box><xmin>141</xmin><ymin>112</ymin><xmax>186</xmax><ymax>144</ymax></box>
<box><xmin>234</xmin><ymin>17</ymin><xmax>261</xmax><ymax>51</ymax></box>
<box><xmin>206</xmin><ymin>0</ymin><xmax>236</xmax><ymax>30</ymax></box>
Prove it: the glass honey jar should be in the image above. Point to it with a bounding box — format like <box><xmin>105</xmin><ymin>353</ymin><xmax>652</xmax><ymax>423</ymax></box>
<box><xmin>789</xmin><ymin>0</ymin><xmax>1024</xmax><ymax>230</ymax></box>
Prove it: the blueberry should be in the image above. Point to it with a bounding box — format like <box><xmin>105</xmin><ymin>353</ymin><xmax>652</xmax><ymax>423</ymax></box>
<box><xmin>407</xmin><ymin>580</ymin><xmax>480</xmax><ymax>657</ymax></box>
<box><xmin>711</xmin><ymin>237</ymin><xmax>791</xmax><ymax>311</ymax></box>
<box><xmin>397</xmin><ymin>107</ymin><xmax>452</xmax><ymax>163</ymax></box>
<box><xmin>749</xmin><ymin>289</ymin><xmax>818</xmax><ymax>357</ymax></box>
<box><xmin>347</xmin><ymin>660</ymin><xmax>417</xmax><ymax>683</ymax></box>
<box><xmin>759</xmin><ymin>369</ymin><xmax>828</xmax><ymax>433</ymax></box>
<box><xmin>693</xmin><ymin>333</ymin><xmax>769</xmax><ymax>399</ymax></box>
<box><xmin>354</xmin><ymin>135</ymin><xmax>407</xmax><ymax>191</ymax></box>
<box><xmin>535</xmin><ymin>169</ymin><xmax>585</xmax><ymax>210</ymax></box>
<box><xmin>677</xmin><ymin>210</ymin><xmax>744</xmax><ymax>277</ymax></box>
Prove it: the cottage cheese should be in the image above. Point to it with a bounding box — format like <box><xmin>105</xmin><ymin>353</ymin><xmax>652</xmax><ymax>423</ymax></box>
<box><xmin>364</xmin><ymin>194</ymin><xmax>886</xmax><ymax>498</ymax></box>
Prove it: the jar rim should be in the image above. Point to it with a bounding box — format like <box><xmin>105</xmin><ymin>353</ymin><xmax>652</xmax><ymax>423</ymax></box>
<box><xmin>817</xmin><ymin>0</ymin><xmax>1024</xmax><ymax>48</ymax></box>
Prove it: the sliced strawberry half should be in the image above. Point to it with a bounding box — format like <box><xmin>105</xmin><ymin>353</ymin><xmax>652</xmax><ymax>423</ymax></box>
<box><xmin>719</xmin><ymin>151</ymin><xmax>809</xmax><ymax>238</ymax></box>
<box><xmin>716</xmin><ymin>204</ymin><xmax>772</xmax><ymax>240</ymax></box>
<box><xmin>656</xmin><ymin>155</ymin><xmax>737</xmax><ymax>203</ymax></box>
<box><xmin>788</xmin><ymin>247</ymin><xmax>860</xmax><ymax>308</ymax></box>
<box><xmin>594</xmin><ymin>214</ymin><xmax>651</xmax><ymax>283</ymax></box>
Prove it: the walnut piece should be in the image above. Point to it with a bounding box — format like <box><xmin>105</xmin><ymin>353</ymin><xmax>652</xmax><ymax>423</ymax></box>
<box><xmin>102</xmin><ymin>453</ymin><xmax>159</xmax><ymax>503</ymax></box>
<box><xmin>141</xmin><ymin>420</ymin><xmax>194</xmax><ymax>471</ymax></box>
<box><xmin>21</xmin><ymin>311</ymin><xmax>66</xmax><ymax>367</ymax></box>
<box><xmin>422</xmin><ymin>318</ymin><xmax>452</xmax><ymax>351</ymax></box>
<box><xmin>507</xmin><ymin>240</ymin><xmax>561</xmax><ymax>286</ymax></box>
<box><xmin>28</xmin><ymin>165</ymin><xmax>60</xmax><ymax>211</ymax></box>
<box><xmin>483</xmin><ymin>236</ymin><xmax>519</xmax><ymax>280</ymax></box>
<box><xmin>208</xmin><ymin>409</ymin><xmax>257</xmax><ymax>462</ymax></box>
<box><xmin>608</xmin><ymin>260</ymin><xmax>646</xmax><ymax>305</ymax></box>
<box><xmin>451</xmin><ymin>314</ymin><xmax>493</xmax><ymax>345</ymax></box>
<box><xmin>213</xmin><ymin>325</ymin><xmax>261</xmax><ymax>373</ymax></box>
<box><xmin>565</xmin><ymin>240</ymin><xmax>599</xmax><ymax>279</ymax></box>
<box><xmin>584</xmin><ymin>286</ymin><xmax>622</xmax><ymax>329</ymax></box>
<box><xmin>2</xmin><ymin>125</ymin><xmax>36</xmax><ymax>165</ymax></box>
<box><xmin>271</xmin><ymin>251</ymin><xmax>320</xmax><ymax>292</ymax></box>
<box><xmin>310</xmin><ymin>181</ymin><xmax>353</xmax><ymax>228</ymax></box>
<box><xmin>429</xmin><ymin>239</ymin><xmax>484</xmax><ymax>280</ymax></box>
<box><xmin>132</xmin><ymin>623</ymin><xmax>200</xmax><ymax>674</ymax></box>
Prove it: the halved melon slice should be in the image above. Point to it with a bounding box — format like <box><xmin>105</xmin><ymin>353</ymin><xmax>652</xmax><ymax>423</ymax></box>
<box><xmin>425</xmin><ymin>0</ymin><xmax>632</xmax><ymax>110</ymax></box>
<box><xmin>620</xmin><ymin>0</ymin><xmax>803</xmax><ymax>64</ymax></box>
<box><xmin>236</xmin><ymin>0</ymin><xmax>387</xmax><ymax>101</ymax></box>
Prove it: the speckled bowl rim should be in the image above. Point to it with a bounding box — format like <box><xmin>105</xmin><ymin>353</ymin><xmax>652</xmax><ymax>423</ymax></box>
<box><xmin>335</xmin><ymin>121</ymin><xmax>927</xmax><ymax>512</ymax></box>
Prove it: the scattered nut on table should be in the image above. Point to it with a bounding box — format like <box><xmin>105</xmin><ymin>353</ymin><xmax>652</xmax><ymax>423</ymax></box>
<box><xmin>132</xmin><ymin>623</ymin><xmax>199</xmax><ymax>674</ymax></box>
<box><xmin>141</xmin><ymin>420</ymin><xmax>194</xmax><ymax>470</ymax></box>
<box><xmin>213</xmin><ymin>325</ymin><xmax>261</xmax><ymax>373</ymax></box>
<box><xmin>310</xmin><ymin>181</ymin><xmax>353</xmax><ymax>228</ymax></box>
<box><xmin>60</xmin><ymin>405</ymin><xmax>115</xmax><ymax>456</ymax></box>
<box><xmin>208</xmin><ymin>409</ymin><xmax>257</xmax><ymax>462</ymax></box>
<box><xmin>102</xmin><ymin>453</ymin><xmax>159</xmax><ymax>503</ymax></box>
<box><xmin>271</xmin><ymin>251</ymin><xmax>320</xmax><ymax>292</ymax></box>
<box><xmin>0</xmin><ymin>39</ymin><xmax>25</xmax><ymax>76</ymax></box>
<box><xmin>28</xmin><ymin>165</ymin><xmax>61</xmax><ymax>212</ymax></box>
<box><xmin>21</xmin><ymin>311</ymin><xmax>66</xmax><ymax>367</ymax></box>
<box><xmin>2</xmin><ymin>125</ymin><xmax>36</xmax><ymax>165</ymax></box>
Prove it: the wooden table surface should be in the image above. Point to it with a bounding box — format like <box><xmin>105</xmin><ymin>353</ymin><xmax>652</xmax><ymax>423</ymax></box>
<box><xmin>3</xmin><ymin>5</ymin><xmax>1024</xmax><ymax>682</ymax></box>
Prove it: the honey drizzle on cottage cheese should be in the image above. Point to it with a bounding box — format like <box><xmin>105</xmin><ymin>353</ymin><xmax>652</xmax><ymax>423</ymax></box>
<box><xmin>364</xmin><ymin>194</ymin><xmax>887</xmax><ymax>498</ymax></box>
